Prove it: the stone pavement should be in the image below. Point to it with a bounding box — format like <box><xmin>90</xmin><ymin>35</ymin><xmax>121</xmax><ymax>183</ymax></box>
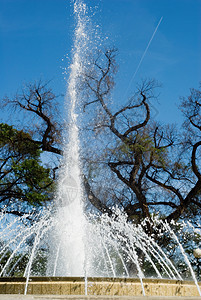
<box><xmin>0</xmin><ymin>296</ymin><xmax>201</xmax><ymax>300</ymax></box>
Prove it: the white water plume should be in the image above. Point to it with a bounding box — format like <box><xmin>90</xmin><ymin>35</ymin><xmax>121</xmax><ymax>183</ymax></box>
<box><xmin>48</xmin><ymin>0</ymin><xmax>91</xmax><ymax>277</ymax></box>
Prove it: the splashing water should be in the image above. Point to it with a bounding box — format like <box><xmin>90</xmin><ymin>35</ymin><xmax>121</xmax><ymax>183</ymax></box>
<box><xmin>47</xmin><ymin>0</ymin><xmax>90</xmax><ymax>277</ymax></box>
<box><xmin>0</xmin><ymin>0</ymin><xmax>201</xmax><ymax>297</ymax></box>
<box><xmin>1</xmin><ymin>206</ymin><xmax>201</xmax><ymax>296</ymax></box>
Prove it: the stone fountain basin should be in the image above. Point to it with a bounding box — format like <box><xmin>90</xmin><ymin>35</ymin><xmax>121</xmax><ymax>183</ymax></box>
<box><xmin>0</xmin><ymin>277</ymin><xmax>200</xmax><ymax>297</ymax></box>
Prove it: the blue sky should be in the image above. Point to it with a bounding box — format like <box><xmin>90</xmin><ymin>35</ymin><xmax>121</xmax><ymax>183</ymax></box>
<box><xmin>0</xmin><ymin>0</ymin><xmax>200</xmax><ymax>125</ymax></box>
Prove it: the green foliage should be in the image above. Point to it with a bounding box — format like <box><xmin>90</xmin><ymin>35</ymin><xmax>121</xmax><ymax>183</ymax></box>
<box><xmin>0</xmin><ymin>123</ymin><xmax>40</xmax><ymax>158</ymax></box>
<box><xmin>0</xmin><ymin>123</ymin><xmax>54</xmax><ymax>207</ymax></box>
<box><xmin>0</xmin><ymin>241</ymin><xmax>48</xmax><ymax>277</ymax></box>
<box><xmin>12</xmin><ymin>159</ymin><xmax>53</xmax><ymax>205</ymax></box>
<box><xmin>30</xmin><ymin>249</ymin><xmax>48</xmax><ymax>276</ymax></box>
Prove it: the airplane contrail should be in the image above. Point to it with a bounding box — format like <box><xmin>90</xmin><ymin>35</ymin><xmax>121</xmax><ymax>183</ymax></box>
<box><xmin>124</xmin><ymin>16</ymin><xmax>163</xmax><ymax>98</ymax></box>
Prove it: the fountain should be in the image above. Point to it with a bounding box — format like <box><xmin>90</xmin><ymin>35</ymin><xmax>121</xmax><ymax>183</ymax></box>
<box><xmin>1</xmin><ymin>207</ymin><xmax>201</xmax><ymax>296</ymax></box>
<box><xmin>0</xmin><ymin>0</ymin><xmax>201</xmax><ymax>297</ymax></box>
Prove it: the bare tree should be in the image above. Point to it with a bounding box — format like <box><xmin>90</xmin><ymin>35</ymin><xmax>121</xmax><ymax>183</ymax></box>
<box><xmin>81</xmin><ymin>49</ymin><xmax>201</xmax><ymax>222</ymax></box>
<box><xmin>2</xmin><ymin>80</ymin><xmax>63</xmax><ymax>155</ymax></box>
